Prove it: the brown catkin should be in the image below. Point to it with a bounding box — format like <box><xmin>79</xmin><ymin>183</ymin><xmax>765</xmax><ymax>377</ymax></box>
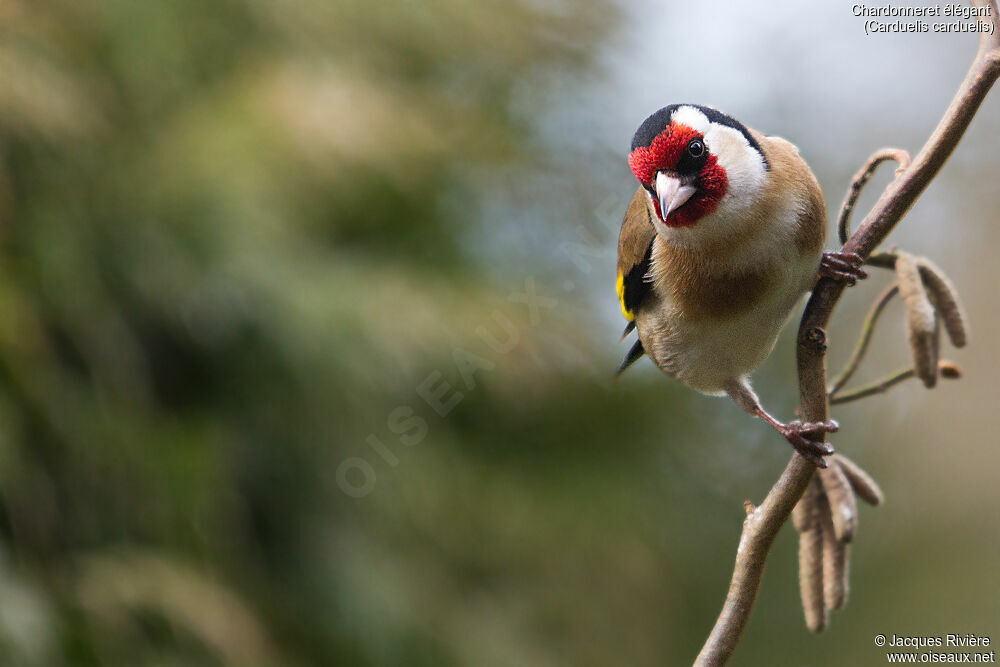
<box><xmin>896</xmin><ymin>252</ymin><xmax>939</xmax><ymax>388</ymax></box>
<box><xmin>791</xmin><ymin>484</ymin><xmax>814</xmax><ymax>533</ymax></box>
<box><xmin>820</xmin><ymin>497</ymin><xmax>850</xmax><ymax>611</ymax></box>
<box><xmin>833</xmin><ymin>454</ymin><xmax>885</xmax><ymax>506</ymax></box>
<box><xmin>917</xmin><ymin>258</ymin><xmax>968</xmax><ymax>348</ymax></box>
<box><xmin>819</xmin><ymin>463</ymin><xmax>858</xmax><ymax>543</ymax></box>
<box><xmin>794</xmin><ymin>481</ymin><xmax>827</xmax><ymax>632</ymax></box>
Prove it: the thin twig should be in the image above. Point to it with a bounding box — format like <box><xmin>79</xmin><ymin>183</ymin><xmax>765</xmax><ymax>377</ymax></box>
<box><xmin>828</xmin><ymin>284</ymin><xmax>899</xmax><ymax>397</ymax></box>
<box><xmin>831</xmin><ymin>360</ymin><xmax>962</xmax><ymax>405</ymax></box>
<box><xmin>830</xmin><ymin>367</ymin><xmax>915</xmax><ymax>404</ymax></box>
<box><xmin>838</xmin><ymin>149</ymin><xmax>912</xmax><ymax>245</ymax></box>
<box><xmin>694</xmin><ymin>5</ymin><xmax>999</xmax><ymax>663</ymax></box>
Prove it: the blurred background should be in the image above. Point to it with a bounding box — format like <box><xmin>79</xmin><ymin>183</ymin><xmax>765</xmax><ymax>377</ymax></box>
<box><xmin>0</xmin><ymin>0</ymin><xmax>997</xmax><ymax>665</ymax></box>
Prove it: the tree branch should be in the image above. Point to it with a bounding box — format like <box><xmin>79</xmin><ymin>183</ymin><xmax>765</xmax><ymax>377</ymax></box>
<box><xmin>694</xmin><ymin>6</ymin><xmax>1000</xmax><ymax>664</ymax></box>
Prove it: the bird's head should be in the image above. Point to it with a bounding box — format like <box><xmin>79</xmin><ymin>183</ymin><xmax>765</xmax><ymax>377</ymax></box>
<box><xmin>628</xmin><ymin>104</ymin><xmax>768</xmax><ymax>236</ymax></box>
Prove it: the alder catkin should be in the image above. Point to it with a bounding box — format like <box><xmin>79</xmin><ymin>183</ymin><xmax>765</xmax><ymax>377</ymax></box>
<box><xmin>917</xmin><ymin>258</ymin><xmax>968</xmax><ymax>348</ymax></box>
<box><xmin>833</xmin><ymin>454</ymin><xmax>885</xmax><ymax>507</ymax></box>
<box><xmin>794</xmin><ymin>481</ymin><xmax>827</xmax><ymax>632</ymax></box>
<box><xmin>820</xmin><ymin>498</ymin><xmax>850</xmax><ymax>611</ymax></box>
<box><xmin>896</xmin><ymin>251</ymin><xmax>939</xmax><ymax>388</ymax></box>
<box><xmin>819</xmin><ymin>463</ymin><xmax>858</xmax><ymax>543</ymax></box>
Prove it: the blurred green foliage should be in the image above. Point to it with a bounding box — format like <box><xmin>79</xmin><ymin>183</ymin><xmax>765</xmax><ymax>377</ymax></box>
<box><xmin>0</xmin><ymin>1</ymin><xmax>698</xmax><ymax>665</ymax></box>
<box><xmin>3</xmin><ymin>1</ymin><xmax>998</xmax><ymax>666</ymax></box>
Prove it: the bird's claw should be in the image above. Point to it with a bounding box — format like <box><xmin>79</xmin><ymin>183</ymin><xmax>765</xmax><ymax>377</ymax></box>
<box><xmin>819</xmin><ymin>251</ymin><xmax>867</xmax><ymax>286</ymax></box>
<box><xmin>792</xmin><ymin>419</ymin><xmax>839</xmax><ymax>436</ymax></box>
<box><xmin>779</xmin><ymin>419</ymin><xmax>837</xmax><ymax>467</ymax></box>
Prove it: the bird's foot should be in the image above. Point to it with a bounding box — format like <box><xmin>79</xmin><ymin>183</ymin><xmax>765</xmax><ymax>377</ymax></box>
<box><xmin>819</xmin><ymin>251</ymin><xmax>867</xmax><ymax>286</ymax></box>
<box><xmin>751</xmin><ymin>404</ymin><xmax>838</xmax><ymax>467</ymax></box>
<box><xmin>778</xmin><ymin>420</ymin><xmax>838</xmax><ymax>467</ymax></box>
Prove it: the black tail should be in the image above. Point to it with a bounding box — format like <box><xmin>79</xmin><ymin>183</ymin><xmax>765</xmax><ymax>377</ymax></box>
<box><xmin>619</xmin><ymin>321</ymin><xmax>635</xmax><ymax>341</ymax></box>
<box><xmin>616</xmin><ymin>339</ymin><xmax>645</xmax><ymax>376</ymax></box>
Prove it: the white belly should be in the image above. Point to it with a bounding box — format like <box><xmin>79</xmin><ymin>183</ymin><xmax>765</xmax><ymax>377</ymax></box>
<box><xmin>637</xmin><ymin>254</ymin><xmax>819</xmax><ymax>394</ymax></box>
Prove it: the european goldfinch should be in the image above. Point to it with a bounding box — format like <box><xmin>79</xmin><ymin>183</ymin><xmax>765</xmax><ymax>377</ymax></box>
<box><xmin>616</xmin><ymin>104</ymin><xmax>865</xmax><ymax>465</ymax></box>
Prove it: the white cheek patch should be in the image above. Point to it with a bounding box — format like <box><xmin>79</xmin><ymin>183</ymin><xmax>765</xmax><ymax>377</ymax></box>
<box><xmin>704</xmin><ymin>123</ymin><xmax>767</xmax><ymax>215</ymax></box>
<box><xmin>669</xmin><ymin>106</ymin><xmax>767</xmax><ymax>211</ymax></box>
<box><xmin>670</xmin><ymin>106</ymin><xmax>710</xmax><ymax>134</ymax></box>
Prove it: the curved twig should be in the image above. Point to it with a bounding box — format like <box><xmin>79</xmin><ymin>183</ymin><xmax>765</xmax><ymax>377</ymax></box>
<box><xmin>694</xmin><ymin>5</ymin><xmax>1000</xmax><ymax>664</ymax></box>
<box><xmin>828</xmin><ymin>283</ymin><xmax>899</xmax><ymax>397</ymax></box>
<box><xmin>838</xmin><ymin>149</ymin><xmax>912</xmax><ymax>245</ymax></box>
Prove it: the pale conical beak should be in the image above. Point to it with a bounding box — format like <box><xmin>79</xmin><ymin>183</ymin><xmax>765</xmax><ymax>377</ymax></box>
<box><xmin>655</xmin><ymin>171</ymin><xmax>696</xmax><ymax>221</ymax></box>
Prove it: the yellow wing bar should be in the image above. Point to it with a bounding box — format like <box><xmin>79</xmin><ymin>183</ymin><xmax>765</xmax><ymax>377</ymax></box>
<box><xmin>616</xmin><ymin>272</ymin><xmax>634</xmax><ymax>321</ymax></box>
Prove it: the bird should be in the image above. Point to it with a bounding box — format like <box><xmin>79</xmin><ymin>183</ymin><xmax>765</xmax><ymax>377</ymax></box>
<box><xmin>615</xmin><ymin>104</ymin><xmax>866</xmax><ymax>466</ymax></box>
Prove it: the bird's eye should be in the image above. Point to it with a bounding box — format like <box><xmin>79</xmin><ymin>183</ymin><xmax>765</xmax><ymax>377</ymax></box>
<box><xmin>687</xmin><ymin>139</ymin><xmax>705</xmax><ymax>158</ymax></box>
